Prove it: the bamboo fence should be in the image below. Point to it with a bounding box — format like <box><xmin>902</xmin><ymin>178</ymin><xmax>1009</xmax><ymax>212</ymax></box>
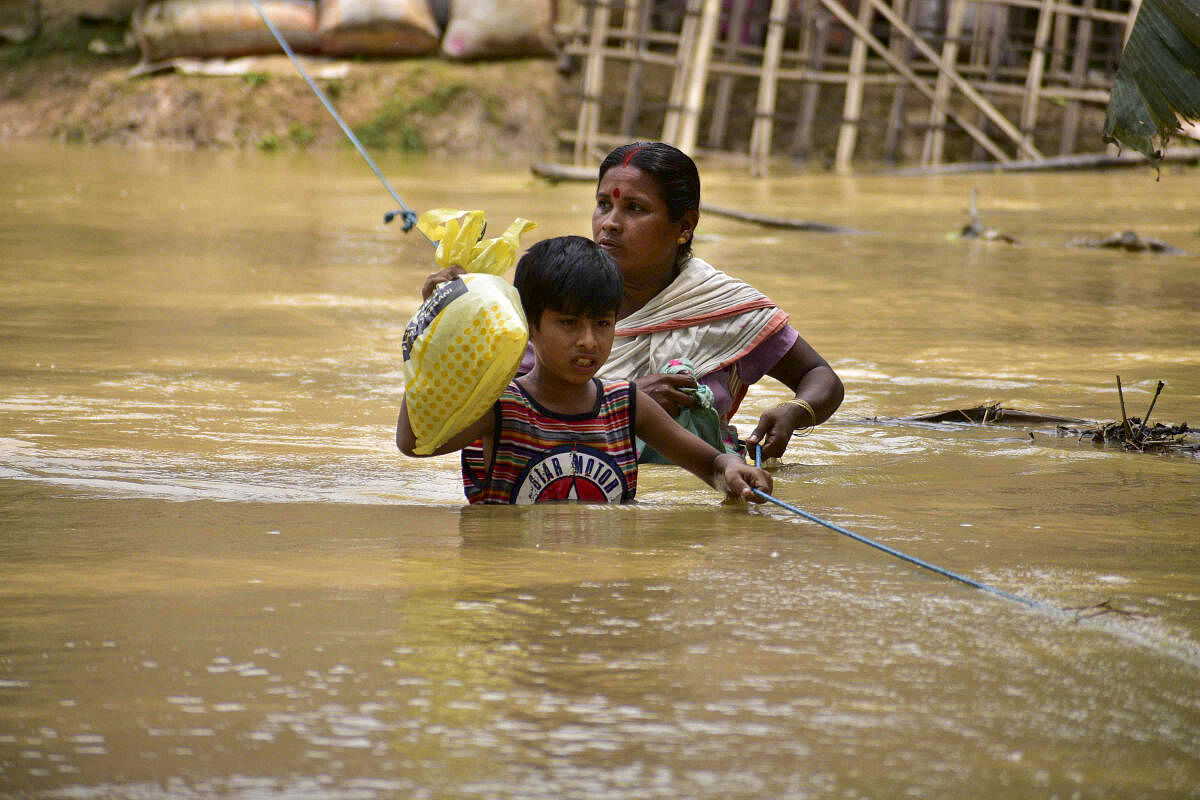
<box><xmin>557</xmin><ymin>0</ymin><xmax>1139</xmax><ymax>173</ymax></box>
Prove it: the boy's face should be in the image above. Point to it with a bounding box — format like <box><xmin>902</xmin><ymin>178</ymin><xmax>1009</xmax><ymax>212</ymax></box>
<box><xmin>530</xmin><ymin>308</ymin><xmax>617</xmax><ymax>386</ymax></box>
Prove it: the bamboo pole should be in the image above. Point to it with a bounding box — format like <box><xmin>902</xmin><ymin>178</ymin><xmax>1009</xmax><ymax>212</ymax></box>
<box><xmin>968</xmin><ymin>0</ymin><xmax>987</xmax><ymax>69</ymax></box>
<box><xmin>1019</xmin><ymin>0</ymin><xmax>1056</xmax><ymax>157</ymax></box>
<box><xmin>707</xmin><ymin>0</ymin><xmax>749</xmax><ymax>150</ymax></box>
<box><xmin>862</xmin><ymin>0</ymin><xmax>1043</xmax><ymax>160</ymax></box>
<box><xmin>970</xmin><ymin>4</ymin><xmax>1008</xmax><ymax>161</ymax></box>
<box><xmin>662</xmin><ymin>0</ymin><xmax>703</xmax><ymax>144</ymax></box>
<box><xmin>618</xmin><ymin>0</ymin><xmax>653</xmax><ymax>137</ymax></box>
<box><xmin>573</xmin><ymin>0</ymin><xmax>611</xmax><ymax>165</ymax></box>
<box><xmin>834</xmin><ymin>0</ymin><xmax>875</xmax><ymax>172</ymax></box>
<box><xmin>922</xmin><ymin>0</ymin><xmax>968</xmax><ymax>166</ymax></box>
<box><xmin>1124</xmin><ymin>0</ymin><xmax>1142</xmax><ymax>45</ymax></box>
<box><xmin>815</xmin><ymin>0</ymin><xmax>1014</xmax><ymax>164</ymax></box>
<box><xmin>619</xmin><ymin>0</ymin><xmax>638</xmax><ymax>46</ymax></box>
<box><xmin>750</xmin><ymin>0</ymin><xmax>789</xmax><ymax>176</ymax></box>
<box><xmin>676</xmin><ymin>0</ymin><xmax>722</xmax><ymax>154</ymax></box>
<box><xmin>1060</xmin><ymin>0</ymin><xmax>1095</xmax><ymax>154</ymax></box>
<box><xmin>883</xmin><ymin>0</ymin><xmax>917</xmax><ymax>164</ymax></box>
<box><xmin>1050</xmin><ymin>1</ymin><xmax>1070</xmax><ymax>77</ymax></box>
<box><xmin>790</xmin><ymin>11</ymin><xmax>830</xmax><ymax>161</ymax></box>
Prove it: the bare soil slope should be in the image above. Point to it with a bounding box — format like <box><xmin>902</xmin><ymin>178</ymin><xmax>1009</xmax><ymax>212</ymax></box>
<box><xmin>1</xmin><ymin>29</ymin><xmax>565</xmax><ymax>158</ymax></box>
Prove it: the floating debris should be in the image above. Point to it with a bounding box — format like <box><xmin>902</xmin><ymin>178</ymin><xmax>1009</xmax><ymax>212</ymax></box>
<box><xmin>1059</xmin><ymin>418</ymin><xmax>1197</xmax><ymax>453</ymax></box>
<box><xmin>1066</xmin><ymin>230</ymin><xmax>1186</xmax><ymax>254</ymax></box>
<box><xmin>904</xmin><ymin>403</ymin><xmax>1087</xmax><ymax>425</ymax></box>
<box><xmin>948</xmin><ymin>188</ymin><xmax>1018</xmax><ymax>244</ymax></box>
<box><xmin>1055</xmin><ymin>378</ymin><xmax>1199</xmax><ymax>455</ymax></box>
<box><xmin>893</xmin><ymin>383</ymin><xmax>1197</xmax><ymax>456</ymax></box>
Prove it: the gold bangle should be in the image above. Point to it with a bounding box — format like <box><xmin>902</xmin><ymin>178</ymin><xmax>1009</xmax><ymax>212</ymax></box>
<box><xmin>781</xmin><ymin>398</ymin><xmax>816</xmax><ymax>437</ymax></box>
<box><xmin>783</xmin><ymin>398</ymin><xmax>815</xmax><ymax>422</ymax></box>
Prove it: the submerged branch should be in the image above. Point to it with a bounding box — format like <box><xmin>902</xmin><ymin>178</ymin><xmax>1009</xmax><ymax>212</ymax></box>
<box><xmin>1063</xmin><ymin>599</ymin><xmax>1149</xmax><ymax>622</ymax></box>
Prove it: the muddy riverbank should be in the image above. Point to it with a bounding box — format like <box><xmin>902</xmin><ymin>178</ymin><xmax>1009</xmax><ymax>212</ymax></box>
<box><xmin>1</xmin><ymin>23</ymin><xmax>565</xmax><ymax>158</ymax></box>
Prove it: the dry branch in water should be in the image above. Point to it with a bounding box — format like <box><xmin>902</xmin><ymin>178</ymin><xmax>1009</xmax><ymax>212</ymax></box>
<box><xmin>1063</xmin><ymin>599</ymin><xmax>1149</xmax><ymax>622</ymax></box>
<box><xmin>1055</xmin><ymin>378</ymin><xmax>1198</xmax><ymax>455</ymax></box>
<box><xmin>898</xmin><ymin>380</ymin><xmax>1197</xmax><ymax>456</ymax></box>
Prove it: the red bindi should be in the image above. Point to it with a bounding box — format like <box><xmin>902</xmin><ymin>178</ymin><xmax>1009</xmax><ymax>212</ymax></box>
<box><xmin>612</xmin><ymin>187</ymin><xmax>620</xmax><ymax>198</ymax></box>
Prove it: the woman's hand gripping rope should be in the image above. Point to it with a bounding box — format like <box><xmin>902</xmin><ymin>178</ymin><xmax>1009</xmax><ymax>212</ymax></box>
<box><xmin>745</xmin><ymin>397</ymin><xmax>816</xmax><ymax>461</ymax></box>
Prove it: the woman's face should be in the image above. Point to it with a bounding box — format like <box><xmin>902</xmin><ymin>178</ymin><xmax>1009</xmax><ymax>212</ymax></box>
<box><xmin>592</xmin><ymin>166</ymin><xmax>691</xmax><ymax>281</ymax></box>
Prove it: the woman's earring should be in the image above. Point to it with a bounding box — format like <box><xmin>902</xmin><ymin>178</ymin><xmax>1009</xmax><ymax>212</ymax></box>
<box><xmin>677</xmin><ymin>234</ymin><xmax>689</xmax><ymax>244</ymax></box>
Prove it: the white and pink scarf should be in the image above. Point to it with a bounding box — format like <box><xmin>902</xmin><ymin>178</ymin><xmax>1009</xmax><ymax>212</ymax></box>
<box><xmin>598</xmin><ymin>258</ymin><xmax>789</xmax><ymax>385</ymax></box>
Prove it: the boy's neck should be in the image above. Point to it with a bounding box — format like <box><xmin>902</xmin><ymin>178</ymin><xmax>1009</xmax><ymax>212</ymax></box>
<box><xmin>518</xmin><ymin>367</ymin><xmax>598</xmax><ymax>415</ymax></box>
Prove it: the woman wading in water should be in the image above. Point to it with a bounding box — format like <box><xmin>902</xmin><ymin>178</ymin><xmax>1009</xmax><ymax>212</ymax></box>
<box><xmin>424</xmin><ymin>141</ymin><xmax>843</xmax><ymax>462</ymax></box>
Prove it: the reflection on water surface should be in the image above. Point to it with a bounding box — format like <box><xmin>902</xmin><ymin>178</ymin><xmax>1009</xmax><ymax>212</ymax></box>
<box><xmin>1</xmin><ymin>144</ymin><xmax>1198</xmax><ymax>798</ymax></box>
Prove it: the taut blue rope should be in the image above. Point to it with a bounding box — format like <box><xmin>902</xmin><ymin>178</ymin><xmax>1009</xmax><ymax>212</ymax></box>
<box><xmin>753</xmin><ymin>445</ymin><xmax>1045</xmax><ymax>610</ymax></box>
<box><xmin>248</xmin><ymin>0</ymin><xmax>429</xmax><ymax>240</ymax></box>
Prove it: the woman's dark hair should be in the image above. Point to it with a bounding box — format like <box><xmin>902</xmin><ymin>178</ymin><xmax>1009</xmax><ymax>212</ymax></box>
<box><xmin>514</xmin><ymin>236</ymin><xmax>623</xmax><ymax>327</ymax></box>
<box><xmin>598</xmin><ymin>141</ymin><xmax>701</xmax><ymax>264</ymax></box>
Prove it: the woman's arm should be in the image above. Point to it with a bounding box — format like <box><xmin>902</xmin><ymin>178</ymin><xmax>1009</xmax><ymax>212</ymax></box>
<box><xmin>634</xmin><ymin>389</ymin><xmax>773</xmax><ymax>502</ymax></box>
<box><xmin>396</xmin><ymin>395</ymin><xmax>495</xmax><ymax>457</ymax></box>
<box><xmin>744</xmin><ymin>336</ymin><xmax>844</xmax><ymax>460</ymax></box>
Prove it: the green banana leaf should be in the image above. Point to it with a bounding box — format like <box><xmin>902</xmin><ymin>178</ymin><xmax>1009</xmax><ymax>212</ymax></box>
<box><xmin>1102</xmin><ymin>0</ymin><xmax>1200</xmax><ymax>164</ymax></box>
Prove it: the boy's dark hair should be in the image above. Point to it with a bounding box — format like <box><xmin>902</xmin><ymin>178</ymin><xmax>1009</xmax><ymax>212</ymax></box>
<box><xmin>598</xmin><ymin>141</ymin><xmax>701</xmax><ymax>264</ymax></box>
<box><xmin>514</xmin><ymin>236</ymin><xmax>623</xmax><ymax>327</ymax></box>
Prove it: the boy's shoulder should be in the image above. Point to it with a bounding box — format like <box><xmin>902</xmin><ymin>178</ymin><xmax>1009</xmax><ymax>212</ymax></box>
<box><xmin>597</xmin><ymin>379</ymin><xmax>637</xmax><ymax>405</ymax></box>
<box><xmin>599</xmin><ymin>378</ymin><xmax>633</xmax><ymax>392</ymax></box>
<box><xmin>598</xmin><ymin>380</ymin><xmax>638</xmax><ymax>416</ymax></box>
<box><xmin>497</xmin><ymin>379</ymin><xmax>635</xmax><ymax>419</ymax></box>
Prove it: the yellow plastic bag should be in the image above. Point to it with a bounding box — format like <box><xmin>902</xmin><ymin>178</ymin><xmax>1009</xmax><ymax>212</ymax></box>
<box><xmin>417</xmin><ymin>208</ymin><xmax>537</xmax><ymax>275</ymax></box>
<box><xmin>402</xmin><ymin>210</ymin><xmax>535</xmax><ymax>455</ymax></box>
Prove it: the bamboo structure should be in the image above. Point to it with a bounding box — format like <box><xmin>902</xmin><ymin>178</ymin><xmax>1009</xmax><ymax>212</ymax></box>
<box><xmin>556</xmin><ymin>0</ymin><xmax>1139</xmax><ymax>173</ymax></box>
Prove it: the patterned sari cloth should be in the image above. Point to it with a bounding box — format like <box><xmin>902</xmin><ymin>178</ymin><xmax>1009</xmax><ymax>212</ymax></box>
<box><xmin>598</xmin><ymin>257</ymin><xmax>792</xmax><ymax>452</ymax></box>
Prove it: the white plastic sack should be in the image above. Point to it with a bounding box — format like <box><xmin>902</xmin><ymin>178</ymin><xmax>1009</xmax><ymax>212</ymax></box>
<box><xmin>317</xmin><ymin>0</ymin><xmax>438</xmax><ymax>56</ymax></box>
<box><xmin>133</xmin><ymin>0</ymin><xmax>319</xmax><ymax>62</ymax></box>
<box><xmin>440</xmin><ymin>0</ymin><xmax>555</xmax><ymax>60</ymax></box>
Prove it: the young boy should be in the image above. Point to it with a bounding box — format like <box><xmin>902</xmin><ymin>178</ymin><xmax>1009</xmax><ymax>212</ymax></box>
<box><xmin>396</xmin><ymin>236</ymin><xmax>773</xmax><ymax>505</ymax></box>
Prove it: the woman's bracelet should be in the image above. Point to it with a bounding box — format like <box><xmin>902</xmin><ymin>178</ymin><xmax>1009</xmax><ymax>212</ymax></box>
<box><xmin>781</xmin><ymin>398</ymin><xmax>816</xmax><ymax>437</ymax></box>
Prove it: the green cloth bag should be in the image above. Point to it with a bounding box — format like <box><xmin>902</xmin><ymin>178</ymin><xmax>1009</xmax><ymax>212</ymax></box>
<box><xmin>636</xmin><ymin>357</ymin><xmax>741</xmax><ymax>464</ymax></box>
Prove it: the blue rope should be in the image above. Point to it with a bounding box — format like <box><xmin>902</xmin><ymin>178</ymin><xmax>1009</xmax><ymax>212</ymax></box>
<box><xmin>753</xmin><ymin>445</ymin><xmax>1045</xmax><ymax>610</ymax></box>
<box><xmin>248</xmin><ymin>0</ymin><xmax>428</xmax><ymax>239</ymax></box>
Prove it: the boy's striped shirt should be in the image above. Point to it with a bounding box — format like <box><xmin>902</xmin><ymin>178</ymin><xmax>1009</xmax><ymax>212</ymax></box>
<box><xmin>463</xmin><ymin>379</ymin><xmax>638</xmax><ymax>504</ymax></box>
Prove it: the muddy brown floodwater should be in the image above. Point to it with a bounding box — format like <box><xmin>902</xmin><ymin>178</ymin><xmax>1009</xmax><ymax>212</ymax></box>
<box><xmin>2</xmin><ymin>142</ymin><xmax>1199</xmax><ymax>798</ymax></box>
